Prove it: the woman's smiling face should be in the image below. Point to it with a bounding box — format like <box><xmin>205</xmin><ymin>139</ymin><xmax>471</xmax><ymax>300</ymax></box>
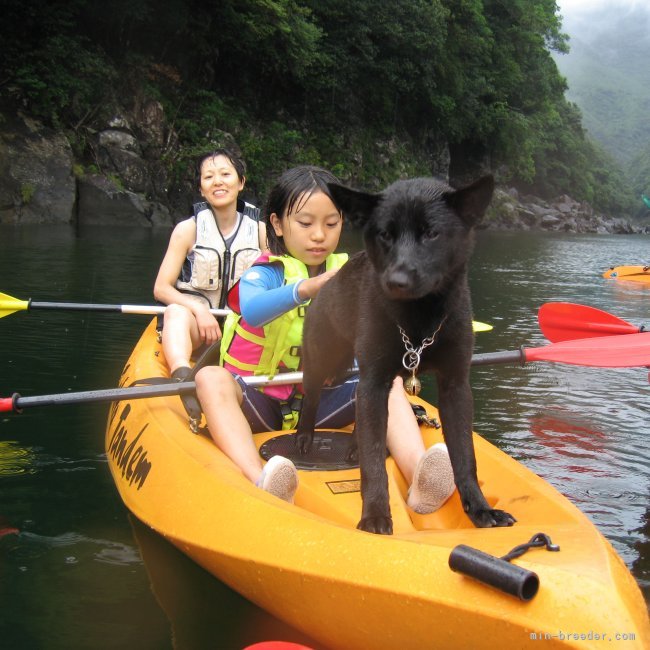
<box><xmin>199</xmin><ymin>154</ymin><xmax>244</xmax><ymax>210</ymax></box>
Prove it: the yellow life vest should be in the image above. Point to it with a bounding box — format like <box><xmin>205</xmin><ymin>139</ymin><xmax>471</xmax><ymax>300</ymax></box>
<box><xmin>220</xmin><ymin>252</ymin><xmax>348</xmax><ymax>428</ymax></box>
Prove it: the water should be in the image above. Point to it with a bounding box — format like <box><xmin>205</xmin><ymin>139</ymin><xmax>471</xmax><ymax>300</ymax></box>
<box><xmin>0</xmin><ymin>225</ymin><xmax>648</xmax><ymax>648</ymax></box>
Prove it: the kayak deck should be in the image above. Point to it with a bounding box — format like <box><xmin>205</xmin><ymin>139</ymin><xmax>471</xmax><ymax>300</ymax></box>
<box><xmin>106</xmin><ymin>320</ymin><xmax>650</xmax><ymax>649</ymax></box>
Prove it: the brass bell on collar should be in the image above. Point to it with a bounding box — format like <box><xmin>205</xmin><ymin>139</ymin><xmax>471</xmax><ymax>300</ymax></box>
<box><xmin>404</xmin><ymin>375</ymin><xmax>422</xmax><ymax>396</ymax></box>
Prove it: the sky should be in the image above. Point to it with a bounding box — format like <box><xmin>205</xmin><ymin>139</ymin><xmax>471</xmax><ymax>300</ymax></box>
<box><xmin>557</xmin><ymin>0</ymin><xmax>644</xmax><ymax>14</ymax></box>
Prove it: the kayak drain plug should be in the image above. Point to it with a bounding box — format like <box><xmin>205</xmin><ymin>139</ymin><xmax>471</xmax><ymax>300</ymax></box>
<box><xmin>448</xmin><ymin>532</ymin><xmax>559</xmax><ymax>601</ymax></box>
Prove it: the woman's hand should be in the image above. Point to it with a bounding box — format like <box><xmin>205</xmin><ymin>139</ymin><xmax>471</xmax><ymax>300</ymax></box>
<box><xmin>297</xmin><ymin>269</ymin><xmax>339</xmax><ymax>301</ymax></box>
<box><xmin>194</xmin><ymin>304</ymin><xmax>222</xmax><ymax>344</ymax></box>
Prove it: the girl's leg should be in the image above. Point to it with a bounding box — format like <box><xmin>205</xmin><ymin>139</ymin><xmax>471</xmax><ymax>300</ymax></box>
<box><xmin>386</xmin><ymin>377</ymin><xmax>455</xmax><ymax>513</ymax></box>
<box><xmin>315</xmin><ymin>375</ymin><xmax>426</xmax><ymax>480</ymax></box>
<box><xmin>195</xmin><ymin>367</ymin><xmax>298</xmax><ymax>502</ymax></box>
<box><xmin>386</xmin><ymin>377</ymin><xmax>426</xmax><ymax>484</ymax></box>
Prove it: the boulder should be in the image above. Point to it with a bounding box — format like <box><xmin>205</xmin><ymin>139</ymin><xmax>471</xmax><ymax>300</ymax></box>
<box><xmin>0</xmin><ymin>112</ymin><xmax>75</xmax><ymax>224</ymax></box>
<box><xmin>77</xmin><ymin>174</ymin><xmax>169</xmax><ymax>227</ymax></box>
<box><xmin>540</xmin><ymin>212</ymin><xmax>563</xmax><ymax>229</ymax></box>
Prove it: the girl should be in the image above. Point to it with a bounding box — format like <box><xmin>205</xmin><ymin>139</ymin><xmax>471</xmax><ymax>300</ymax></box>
<box><xmin>154</xmin><ymin>149</ymin><xmax>267</xmax><ymax>419</ymax></box>
<box><xmin>195</xmin><ymin>166</ymin><xmax>455</xmax><ymax>510</ymax></box>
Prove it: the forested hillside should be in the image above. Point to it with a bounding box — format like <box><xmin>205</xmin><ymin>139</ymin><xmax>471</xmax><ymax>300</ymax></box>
<box><xmin>0</xmin><ymin>0</ymin><xmax>637</xmax><ymax>216</ymax></box>
<box><xmin>553</xmin><ymin>3</ymin><xmax>650</xmax><ymax>214</ymax></box>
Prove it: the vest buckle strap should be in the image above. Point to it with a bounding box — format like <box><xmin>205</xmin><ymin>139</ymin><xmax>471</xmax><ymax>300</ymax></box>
<box><xmin>289</xmin><ymin>394</ymin><xmax>303</xmax><ymax>413</ymax></box>
<box><xmin>280</xmin><ymin>396</ymin><xmax>302</xmax><ymax>430</ymax></box>
<box><xmin>280</xmin><ymin>401</ymin><xmax>295</xmax><ymax>422</ymax></box>
<box><xmin>289</xmin><ymin>345</ymin><xmax>302</xmax><ymax>357</ymax></box>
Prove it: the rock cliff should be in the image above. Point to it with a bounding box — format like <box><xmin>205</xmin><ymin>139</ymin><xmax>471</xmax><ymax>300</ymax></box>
<box><xmin>0</xmin><ymin>107</ymin><xmax>645</xmax><ymax>233</ymax></box>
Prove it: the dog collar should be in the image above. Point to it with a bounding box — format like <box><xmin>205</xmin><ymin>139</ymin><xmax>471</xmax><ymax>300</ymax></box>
<box><xmin>399</xmin><ymin>317</ymin><xmax>447</xmax><ymax>396</ymax></box>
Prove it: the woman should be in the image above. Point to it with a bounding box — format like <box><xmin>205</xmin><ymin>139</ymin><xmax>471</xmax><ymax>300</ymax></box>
<box><xmin>154</xmin><ymin>149</ymin><xmax>267</xmax><ymax>420</ymax></box>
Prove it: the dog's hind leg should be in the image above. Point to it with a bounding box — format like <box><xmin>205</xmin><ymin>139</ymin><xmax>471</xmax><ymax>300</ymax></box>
<box><xmin>295</xmin><ymin>319</ymin><xmax>352</xmax><ymax>454</ymax></box>
<box><xmin>355</xmin><ymin>371</ymin><xmax>394</xmax><ymax>535</ymax></box>
<box><xmin>295</xmin><ymin>365</ymin><xmax>326</xmax><ymax>454</ymax></box>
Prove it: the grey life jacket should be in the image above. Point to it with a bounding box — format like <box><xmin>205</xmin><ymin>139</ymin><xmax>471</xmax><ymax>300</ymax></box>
<box><xmin>175</xmin><ymin>200</ymin><xmax>262</xmax><ymax>309</ymax></box>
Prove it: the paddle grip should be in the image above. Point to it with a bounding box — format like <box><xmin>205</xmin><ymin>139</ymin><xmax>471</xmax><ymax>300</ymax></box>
<box><xmin>449</xmin><ymin>544</ymin><xmax>539</xmax><ymax>601</ymax></box>
<box><xmin>0</xmin><ymin>394</ymin><xmax>21</xmax><ymax>413</ymax></box>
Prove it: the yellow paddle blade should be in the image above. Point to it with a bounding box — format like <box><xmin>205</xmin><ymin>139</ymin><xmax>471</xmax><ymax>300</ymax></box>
<box><xmin>0</xmin><ymin>292</ymin><xmax>30</xmax><ymax>319</ymax></box>
<box><xmin>472</xmin><ymin>320</ymin><xmax>492</xmax><ymax>333</ymax></box>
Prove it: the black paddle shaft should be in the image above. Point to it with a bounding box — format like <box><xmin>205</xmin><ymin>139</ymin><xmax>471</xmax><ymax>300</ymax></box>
<box><xmin>30</xmin><ymin>301</ymin><xmax>125</xmax><ymax>312</ymax></box>
<box><xmin>470</xmin><ymin>349</ymin><xmax>525</xmax><ymax>366</ymax></box>
<box><xmin>6</xmin><ymin>382</ymin><xmax>197</xmax><ymax>412</ymax></box>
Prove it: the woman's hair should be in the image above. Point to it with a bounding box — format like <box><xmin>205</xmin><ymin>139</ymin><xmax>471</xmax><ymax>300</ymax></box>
<box><xmin>195</xmin><ymin>148</ymin><xmax>246</xmax><ymax>186</ymax></box>
<box><xmin>265</xmin><ymin>165</ymin><xmax>341</xmax><ymax>255</ymax></box>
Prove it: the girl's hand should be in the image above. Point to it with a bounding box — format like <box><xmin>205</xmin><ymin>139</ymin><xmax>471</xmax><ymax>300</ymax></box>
<box><xmin>194</xmin><ymin>305</ymin><xmax>222</xmax><ymax>344</ymax></box>
<box><xmin>298</xmin><ymin>269</ymin><xmax>339</xmax><ymax>300</ymax></box>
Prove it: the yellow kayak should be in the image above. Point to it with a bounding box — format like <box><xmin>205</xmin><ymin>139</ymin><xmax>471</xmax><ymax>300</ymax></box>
<box><xmin>603</xmin><ymin>265</ymin><xmax>650</xmax><ymax>284</ymax></box>
<box><xmin>106</xmin><ymin>320</ymin><xmax>649</xmax><ymax>649</ymax></box>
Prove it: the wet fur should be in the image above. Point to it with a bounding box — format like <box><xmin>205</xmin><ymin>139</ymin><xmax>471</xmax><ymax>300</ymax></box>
<box><xmin>296</xmin><ymin>175</ymin><xmax>515</xmax><ymax>534</ymax></box>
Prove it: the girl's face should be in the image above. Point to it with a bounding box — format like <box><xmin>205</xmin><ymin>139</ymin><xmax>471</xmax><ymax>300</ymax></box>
<box><xmin>199</xmin><ymin>154</ymin><xmax>244</xmax><ymax>211</ymax></box>
<box><xmin>270</xmin><ymin>191</ymin><xmax>342</xmax><ymax>272</ymax></box>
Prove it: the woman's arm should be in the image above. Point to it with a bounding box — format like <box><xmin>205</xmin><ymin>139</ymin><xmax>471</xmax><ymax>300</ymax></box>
<box><xmin>153</xmin><ymin>219</ymin><xmax>215</xmax><ymax>318</ymax></box>
<box><xmin>154</xmin><ymin>218</ymin><xmax>221</xmax><ymax>341</ymax></box>
<box><xmin>153</xmin><ymin>219</ymin><xmax>197</xmax><ymax>306</ymax></box>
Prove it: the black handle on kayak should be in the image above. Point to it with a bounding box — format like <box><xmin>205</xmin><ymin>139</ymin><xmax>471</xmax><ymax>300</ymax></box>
<box><xmin>449</xmin><ymin>533</ymin><xmax>559</xmax><ymax>601</ymax></box>
<box><xmin>449</xmin><ymin>545</ymin><xmax>539</xmax><ymax>601</ymax></box>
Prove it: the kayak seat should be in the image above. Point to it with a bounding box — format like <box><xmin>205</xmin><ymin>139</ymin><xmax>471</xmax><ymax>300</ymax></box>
<box><xmin>259</xmin><ymin>431</ymin><xmax>363</xmax><ymax>471</ymax></box>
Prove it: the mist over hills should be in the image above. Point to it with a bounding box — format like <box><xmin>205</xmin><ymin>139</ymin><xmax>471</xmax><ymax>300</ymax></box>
<box><xmin>553</xmin><ymin>3</ymin><xmax>650</xmax><ymax>166</ymax></box>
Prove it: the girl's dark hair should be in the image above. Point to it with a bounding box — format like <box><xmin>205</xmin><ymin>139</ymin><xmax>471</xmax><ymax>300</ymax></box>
<box><xmin>195</xmin><ymin>149</ymin><xmax>246</xmax><ymax>186</ymax></box>
<box><xmin>265</xmin><ymin>165</ymin><xmax>341</xmax><ymax>255</ymax></box>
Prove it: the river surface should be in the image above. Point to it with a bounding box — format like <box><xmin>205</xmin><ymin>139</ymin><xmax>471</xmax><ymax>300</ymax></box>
<box><xmin>0</xmin><ymin>225</ymin><xmax>648</xmax><ymax>648</ymax></box>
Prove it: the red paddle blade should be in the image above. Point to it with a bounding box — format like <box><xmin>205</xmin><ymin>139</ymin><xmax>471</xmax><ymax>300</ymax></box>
<box><xmin>538</xmin><ymin>302</ymin><xmax>639</xmax><ymax>342</ymax></box>
<box><xmin>524</xmin><ymin>332</ymin><xmax>650</xmax><ymax>367</ymax></box>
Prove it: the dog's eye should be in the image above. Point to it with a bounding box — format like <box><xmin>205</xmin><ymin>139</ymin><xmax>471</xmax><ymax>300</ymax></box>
<box><xmin>423</xmin><ymin>229</ymin><xmax>439</xmax><ymax>241</ymax></box>
<box><xmin>378</xmin><ymin>229</ymin><xmax>393</xmax><ymax>244</ymax></box>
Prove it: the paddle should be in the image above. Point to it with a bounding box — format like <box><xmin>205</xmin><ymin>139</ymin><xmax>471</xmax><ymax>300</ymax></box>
<box><xmin>538</xmin><ymin>302</ymin><xmax>644</xmax><ymax>342</ymax></box>
<box><xmin>4</xmin><ymin>333</ymin><xmax>649</xmax><ymax>413</ymax></box>
<box><xmin>470</xmin><ymin>333</ymin><xmax>650</xmax><ymax>367</ymax></box>
<box><xmin>0</xmin><ymin>291</ymin><xmax>493</xmax><ymax>333</ymax></box>
<box><xmin>0</xmin><ymin>374</ymin><xmax>311</xmax><ymax>413</ymax></box>
<box><xmin>0</xmin><ymin>291</ymin><xmax>231</xmax><ymax>319</ymax></box>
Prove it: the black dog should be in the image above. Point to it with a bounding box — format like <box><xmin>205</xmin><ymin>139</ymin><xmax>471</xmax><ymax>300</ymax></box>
<box><xmin>296</xmin><ymin>175</ymin><xmax>515</xmax><ymax>534</ymax></box>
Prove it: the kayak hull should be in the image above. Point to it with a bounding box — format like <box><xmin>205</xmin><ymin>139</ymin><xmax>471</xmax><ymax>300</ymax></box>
<box><xmin>106</xmin><ymin>321</ymin><xmax>650</xmax><ymax>649</ymax></box>
<box><xmin>603</xmin><ymin>265</ymin><xmax>650</xmax><ymax>284</ymax></box>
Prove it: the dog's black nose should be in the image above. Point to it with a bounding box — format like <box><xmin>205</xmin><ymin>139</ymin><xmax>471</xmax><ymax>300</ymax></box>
<box><xmin>386</xmin><ymin>271</ymin><xmax>410</xmax><ymax>290</ymax></box>
<box><xmin>384</xmin><ymin>270</ymin><xmax>417</xmax><ymax>298</ymax></box>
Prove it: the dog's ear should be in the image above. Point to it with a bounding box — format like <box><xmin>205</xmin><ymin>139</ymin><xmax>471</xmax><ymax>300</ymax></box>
<box><xmin>327</xmin><ymin>183</ymin><xmax>382</xmax><ymax>228</ymax></box>
<box><xmin>445</xmin><ymin>174</ymin><xmax>495</xmax><ymax>227</ymax></box>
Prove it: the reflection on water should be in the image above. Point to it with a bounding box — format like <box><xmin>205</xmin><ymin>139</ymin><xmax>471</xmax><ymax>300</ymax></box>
<box><xmin>468</xmin><ymin>231</ymin><xmax>650</xmax><ymax>603</ymax></box>
<box><xmin>0</xmin><ymin>441</ymin><xmax>37</xmax><ymax>476</ymax></box>
<box><xmin>129</xmin><ymin>516</ymin><xmax>325</xmax><ymax>650</ymax></box>
<box><xmin>0</xmin><ymin>226</ymin><xmax>648</xmax><ymax>648</ymax></box>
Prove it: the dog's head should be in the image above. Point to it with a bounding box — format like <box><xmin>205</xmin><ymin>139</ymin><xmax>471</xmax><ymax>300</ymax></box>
<box><xmin>328</xmin><ymin>175</ymin><xmax>494</xmax><ymax>300</ymax></box>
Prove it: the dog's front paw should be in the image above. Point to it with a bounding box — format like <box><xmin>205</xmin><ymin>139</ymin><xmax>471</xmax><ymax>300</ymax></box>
<box><xmin>294</xmin><ymin>430</ymin><xmax>314</xmax><ymax>455</ymax></box>
<box><xmin>469</xmin><ymin>507</ymin><xmax>516</xmax><ymax>528</ymax></box>
<box><xmin>357</xmin><ymin>516</ymin><xmax>393</xmax><ymax>535</ymax></box>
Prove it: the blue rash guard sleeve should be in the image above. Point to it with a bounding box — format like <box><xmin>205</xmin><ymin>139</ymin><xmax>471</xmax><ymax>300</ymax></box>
<box><xmin>239</xmin><ymin>264</ymin><xmax>307</xmax><ymax>327</ymax></box>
